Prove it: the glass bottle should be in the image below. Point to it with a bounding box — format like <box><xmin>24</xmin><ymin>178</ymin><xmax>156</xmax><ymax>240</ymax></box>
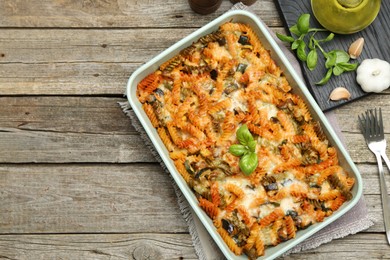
<box><xmin>311</xmin><ymin>0</ymin><xmax>382</xmax><ymax>34</ymax></box>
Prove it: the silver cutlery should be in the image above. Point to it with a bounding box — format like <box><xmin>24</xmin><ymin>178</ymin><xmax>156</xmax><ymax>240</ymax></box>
<box><xmin>359</xmin><ymin>108</ymin><xmax>390</xmax><ymax>244</ymax></box>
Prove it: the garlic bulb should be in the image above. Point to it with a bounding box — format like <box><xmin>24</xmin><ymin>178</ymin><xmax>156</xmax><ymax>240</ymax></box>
<box><xmin>356</xmin><ymin>58</ymin><xmax>390</xmax><ymax>93</ymax></box>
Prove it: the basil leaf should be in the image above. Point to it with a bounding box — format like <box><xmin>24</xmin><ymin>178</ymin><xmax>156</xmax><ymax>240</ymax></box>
<box><xmin>236</xmin><ymin>124</ymin><xmax>254</xmax><ymax>146</ymax></box>
<box><xmin>337</xmin><ymin>62</ymin><xmax>358</xmax><ymax>71</ymax></box>
<box><xmin>307</xmin><ymin>49</ymin><xmax>318</xmax><ymax>71</ymax></box>
<box><xmin>239</xmin><ymin>152</ymin><xmax>258</xmax><ymax>176</ymax></box>
<box><xmin>318</xmin><ymin>33</ymin><xmax>335</xmax><ymax>43</ymax></box>
<box><xmin>334</xmin><ymin>50</ymin><xmax>350</xmax><ymax>63</ymax></box>
<box><xmin>297</xmin><ymin>14</ymin><xmax>310</xmax><ymax>34</ymax></box>
<box><xmin>289</xmin><ymin>24</ymin><xmax>301</xmax><ymax>36</ymax></box>
<box><xmin>276</xmin><ymin>33</ymin><xmax>295</xmax><ymax>43</ymax></box>
<box><xmin>333</xmin><ymin>64</ymin><xmax>344</xmax><ymax>76</ymax></box>
<box><xmin>291</xmin><ymin>39</ymin><xmax>300</xmax><ymax>50</ymax></box>
<box><xmin>316</xmin><ymin>68</ymin><xmax>333</xmax><ymax>85</ymax></box>
<box><xmin>247</xmin><ymin>140</ymin><xmax>257</xmax><ymax>153</ymax></box>
<box><xmin>229</xmin><ymin>144</ymin><xmax>248</xmax><ymax>157</ymax></box>
<box><xmin>297</xmin><ymin>41</ymin><xmax>307</xmax><ymax>62</ymax></box>
<box><xmin>325</xmin><ymin>51</ymin><xmax>337</xmax><ymax>69</ymax></box>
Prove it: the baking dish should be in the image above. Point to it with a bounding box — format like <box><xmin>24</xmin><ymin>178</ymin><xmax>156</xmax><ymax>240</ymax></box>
<box><xmin>126</xmin><ymin>10</ymin><xmax>363</xmax><ymax>260</ymax></box>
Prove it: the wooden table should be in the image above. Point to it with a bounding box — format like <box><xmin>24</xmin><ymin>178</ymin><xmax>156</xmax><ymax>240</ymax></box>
<box><xmin>1</xmin><ymin>1</ymin><xmax>389</xmax><ymax>259</ymax></box>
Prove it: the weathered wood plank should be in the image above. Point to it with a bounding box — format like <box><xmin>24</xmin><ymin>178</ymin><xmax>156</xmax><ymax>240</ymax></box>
<box><xmin>334</xmin><ymin>93</ymin><xmax>390</xmax><ymax>134</ymax></box>
<box><xmin>0</xmin><ymin>164</ymin><xmax>188</xmax><ymax>233</ymax></box>
<box><xmin>343</xmin><ymin>132</ymin><xmax>384</xmax><ymax>164</ymax></box>
<box><xmin>365</xmin><ymin>196</ymin><xmax>387</xmax><ymax>233</ymax></box>
<box><xmin>0</xmin><ymin>97</ymin><xmax>134</xmax><ymax>134</ymax></box>
<box><xmin>0</xmin><ymin>0</ymin><xmax>281</xmax><ymax>28</ymax></box>
<box><xmin>0</xmin><ymin>97</ymin><xmax>147</xmax><ymax>163</ymax></box>
<box><xmin>0</xmin><ymin>28</ymin><xmax>286</xmax><ymax>95</ymax></box>
<box><xmin>0</xmin><ymin>28</ymin><xmax>287</xmax><ymax>63</ymax></box>
<box><xmin>0</xmin><ymin>62</ymin><xmax>135</xmax><ymax>95</ymax></box>
<box><xmin>0</xmin><ymin>128</ymin><xmax>156</xmax><ymax>163</ymax></box>
<box><xmin>0</xmin><ymin>164</ymin><xmax>384</xmax><ymax>233</ymax></box>
<box><xmin>285</xmin><ymin>233</ymin><xmax>390</xmax><ymax>259</ymax></box>
<box><xmin>355</xmin><ymin>164</ymin><xmax>390</xmax><ymax>196</ymax></box>
<box><xmin>0</xmin><ymin>28</ymin><xmax>193</xmax><ymax>95</ymax></box>
<box><xmin>0</xmin><ymin>233</ymin><xmax>388</xmax><ymax>260</ymax></box>
<box><xmin>0</xmin><ymin>233</ymin><xmax>198</xmax><ymax>260</ymax></box>
<box><xmin>0</xmin><ymin>29</ymin><xmax>192</xmax><ymax>63</ymax></box>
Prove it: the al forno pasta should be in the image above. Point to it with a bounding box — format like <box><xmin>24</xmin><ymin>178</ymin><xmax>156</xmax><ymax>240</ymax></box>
<box><xmin>136</xmin><ymin>22</ymin><xmax>354</xmax><ymax>259</ymax></box>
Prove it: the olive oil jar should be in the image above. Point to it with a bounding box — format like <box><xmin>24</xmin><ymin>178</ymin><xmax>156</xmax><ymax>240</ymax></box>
<box><xmin>311</xmin><ymin>0</ymin><xmax>382</xmax><ymax>34</ymax></box>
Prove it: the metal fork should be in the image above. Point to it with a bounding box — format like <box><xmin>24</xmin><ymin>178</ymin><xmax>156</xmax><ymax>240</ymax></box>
<box><xmin>359</xmin><ymin>108</ymin><xmax>390</xmax><ymax>244</ymax></box>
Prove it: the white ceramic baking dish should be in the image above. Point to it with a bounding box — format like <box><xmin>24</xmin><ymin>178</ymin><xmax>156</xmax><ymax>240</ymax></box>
<box><xmin>126</xmin><ymin>10</ymin><xmax>363</xmax><ymax>260</ymax></box>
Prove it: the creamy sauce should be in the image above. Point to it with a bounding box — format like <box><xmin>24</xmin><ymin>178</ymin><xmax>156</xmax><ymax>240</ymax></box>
<box><xmin>229</xmin><ymin>90</ymin><xmax>247</xmax><ymax>112</ymax></box>
<box><xmin>280</xmin><ymin>197</ymin><xmax>299</xmax><ymax>214</ymax></box>
<box><xmin>259</xmin><ymin>203</ymin><xmax>275</xmax><ymax>218</ymax></box>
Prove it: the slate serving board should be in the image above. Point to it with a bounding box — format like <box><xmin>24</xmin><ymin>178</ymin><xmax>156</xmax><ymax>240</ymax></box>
<box><xmin>274</xmin><ymin>0</ymin><xmax>390</xmax><ymax>111</ymax></box>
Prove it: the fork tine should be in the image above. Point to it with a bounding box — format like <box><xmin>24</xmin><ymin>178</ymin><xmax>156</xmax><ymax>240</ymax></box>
<box><xmin>366</xmin><ymin>110</ymin><xmax>371</xmax><ymax>137</ymax></box>
<box><xmin>358</xmin><ymin>114</ymin><xmax>366</xmax><ymax>135</ymax></box>
<box><xmin>370</xmin><ymin>109</ymin><xmax>377</xmax><ymax>137</ymax></box>
<box><xmin>379</xmin><ymin>108</ymin><xmax>384</xmax><ymax>138</ymax></box>
<box><xmin>372</xmin><ymin>108</ymin><xmax>379</xmax><ymax>136</ymax></box>
<box><xmin>359</xmin><ymin>108</ymin><xmax>385</xmax><ymax>141</ymax></box>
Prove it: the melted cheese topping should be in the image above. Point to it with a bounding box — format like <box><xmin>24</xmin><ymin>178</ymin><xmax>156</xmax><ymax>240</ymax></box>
<box><xmin>280</xmin><ymin>197</ymin><xmax>300</xmax><ymax>214</ymax></box>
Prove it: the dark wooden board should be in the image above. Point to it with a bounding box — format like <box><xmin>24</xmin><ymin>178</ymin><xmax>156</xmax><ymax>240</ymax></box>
<box><xmin>274</xmin><ymin>0</ymin><xmax>390</xmax><ymax>111</ymax></box>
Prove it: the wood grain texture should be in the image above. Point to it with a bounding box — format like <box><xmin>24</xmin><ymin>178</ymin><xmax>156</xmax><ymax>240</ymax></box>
<box><xmin>0</xmin><ymin>128</ymin><xmax>156</xmax><ymax>163</ymax></box>
<box><xmin>0</xmin><ymin>233</ymin><xmax>389</xmax><ymax>260</ymax></box>
<box><xmin>0</xmin><ymin>97</ymin><xmax>154</xmax><ymax>163</ymax></box>
<box><xmin>0</xmin><ymin>164</ymin><xmax>188</xmax><ymax>233</ymax></box>
<box><xmin>0</xmin><ymin>97</ymin><xmax>134</xmax><ymax>134</ymax></box>
<box><xmin>0</xmin><ymin>233</ymin><xmax>198</xmax><ymax>260</ymax></box>
<box><xmin>0</xmin><ymin>0</ymin><xmax>281</xmax><ymax>28</ymax></box>
<box><xmin>285</xmin><ymin>233</ymin><xmax>390</xmax><ymax>259</ymax></box>
<box><xmin>275</xmin><ymin>0</ymin><xmax>390</xmax><ymax>111</ymax></box>
<box><xmin>0</xmin><ymin>27</ymin><xmax>286</xmax><ymax>95</ymax></box>
<box><xmin>334</xmin><ymin>92</ymin><xmax>390</xmax><ymax>133</ymax></box>
<box><xmin>0</xmin><ymin>29</ymin><xmax>192</xmax><ymax>95</ymax></box>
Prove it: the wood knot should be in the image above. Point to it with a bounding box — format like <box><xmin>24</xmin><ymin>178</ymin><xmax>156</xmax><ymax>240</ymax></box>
<box><xmin>132</xmin><ymin>243</ymin><xmax>162</xmax><ymax>260</ymax></box>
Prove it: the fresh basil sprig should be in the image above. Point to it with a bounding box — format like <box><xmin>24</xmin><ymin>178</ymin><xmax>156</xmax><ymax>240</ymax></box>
<box><xmin>229</xmin><ymin>124</ymin><xmax>258</xmax><ymax>176</ymax></box>
<box><xmin>317</xmin><ymin>50</ymin><xmax>358</xmax><ymax>85</ymax></box>
<box><xmin>276</xmin><ymin>13</ymin><xmax>358</xmax><ymax>86</ymax></box>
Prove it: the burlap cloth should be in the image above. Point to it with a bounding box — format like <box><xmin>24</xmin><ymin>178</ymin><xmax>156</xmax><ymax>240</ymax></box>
<box><xmin>120</xmin><ymin>3</ymin><xmax>374</xmax><ymax>259</ymax></box>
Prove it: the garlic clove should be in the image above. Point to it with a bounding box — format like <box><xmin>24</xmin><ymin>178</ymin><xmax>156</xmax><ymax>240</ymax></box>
<box><xmin>348</xmin><ymin>37</ymin><xmax>364</xmax><ymax>59</ymax></box>
<box><xmin>329</xmin><ymin>87</ymin><xmax>351</xmax><ymax>101</ymax></box>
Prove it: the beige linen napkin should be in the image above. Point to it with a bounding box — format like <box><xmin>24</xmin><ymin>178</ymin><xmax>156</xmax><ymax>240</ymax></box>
<box><xmin>121</xmin><ymin>3</ymin><xmax>374</xmax><ymax>259</ymax></box>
